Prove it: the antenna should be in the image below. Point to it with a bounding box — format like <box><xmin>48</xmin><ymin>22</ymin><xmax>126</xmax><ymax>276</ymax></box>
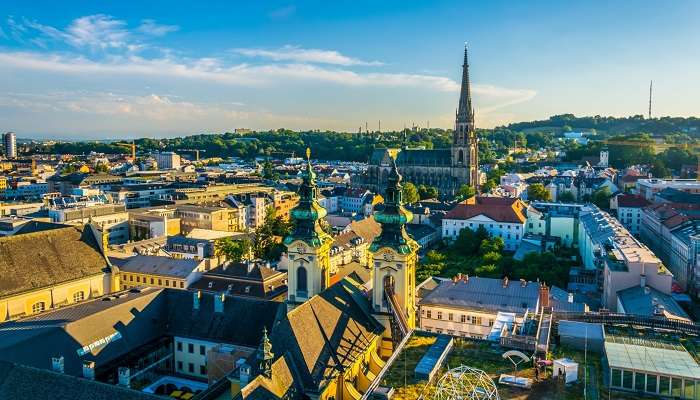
<box><xmin>378</xmin><ymin>120</ymin><xmax>381</xmax><ymax>133</ymax></box>
<box><xmin>648</xmin><ymin>80</ymin><xmax>653</xmax><ymax>119</ymax></box>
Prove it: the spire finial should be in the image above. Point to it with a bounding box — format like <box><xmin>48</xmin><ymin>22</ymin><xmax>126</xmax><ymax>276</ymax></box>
<box><xmin>306</xmin><ymin>147</ymin><xmax>311</xmax><ymax>161</ymax></box>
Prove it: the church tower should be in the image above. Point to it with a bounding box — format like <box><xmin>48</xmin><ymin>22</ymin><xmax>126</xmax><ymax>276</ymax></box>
<box><xmin>369</xmin><ymin>157</ymin><xmax>419</xmax><ymax>355</ymax></box>
<box><xmin>452</xmin><ymin>45</ymin><xmax>480</xmax><ymax>190</ymax></box>
<box><xmin>284</xmin><ymin>148</ymin><xmax>332</xmax><ymax>309</ymax></box>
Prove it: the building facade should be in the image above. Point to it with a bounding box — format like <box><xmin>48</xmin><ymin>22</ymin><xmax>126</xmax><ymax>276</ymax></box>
<box><xmin>2</xmin><ymin>132</ymin><xmax>16</xmax><ymax>159</ymax></box>
<box><xmin>356</xmin><ymin>47</ymin><xmax>479</xmax><ymax>196</ymax></box>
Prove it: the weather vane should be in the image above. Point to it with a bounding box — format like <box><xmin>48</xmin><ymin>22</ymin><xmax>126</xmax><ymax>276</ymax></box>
<box><xmin>306</xmin><ymin>147</ymin><xmax>311</xmax><ymax>160</ymax></box>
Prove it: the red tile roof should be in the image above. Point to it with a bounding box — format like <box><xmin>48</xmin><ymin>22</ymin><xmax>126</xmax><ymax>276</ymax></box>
<box><xmin>617</xmin><ymin>194</ymin><xmax>650</xmax><ymax>208</ymax></box>
<box><xmin>444</xmin><ymin>196</ymin><xmax>527</xmax><ymax>224</ymax></box>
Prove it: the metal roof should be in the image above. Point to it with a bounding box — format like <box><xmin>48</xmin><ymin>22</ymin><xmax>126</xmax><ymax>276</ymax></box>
<box><xmin>605</xmin><ymin>336</ymin><xmax>700</xmax><ymax>379</ymax></box>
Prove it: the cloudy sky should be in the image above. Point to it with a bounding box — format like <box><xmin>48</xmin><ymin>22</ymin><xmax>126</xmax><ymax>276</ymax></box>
<box><xmin>1</xmin><ymin>0</ymin><xmax>699</xmax><ymax>139</ymax></box>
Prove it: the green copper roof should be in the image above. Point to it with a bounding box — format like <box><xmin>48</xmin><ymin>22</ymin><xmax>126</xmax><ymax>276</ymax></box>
<box><xmin>371</xmin><ymin>156</ymin><xmax>418</xmax><ymax>254</ymax></box>
<box><xmin>284</xmin><ymin>149</ymin><xmax>332</xmax><ymax>247</ymax></box>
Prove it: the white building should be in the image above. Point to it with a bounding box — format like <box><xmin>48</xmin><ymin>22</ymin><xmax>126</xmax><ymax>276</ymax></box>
<box><xmin>442</xmin><ymin>197</ymin><xmax>527</xmax><ymax>251</ymax></box>
<box><xmin>612</xmin><ymin>194</ymin><xmax>650</xmax><ymax>236</ymax></box>
<box><xmin>636</xmin><ymin>178</ymin><xmax>700</xmax><ymax>201</ymax></box>
<box><xmin>154</xmin><ymin>152</ymin><xmax>181</xmax><ymax>170</ymax></box>
<box><xmin>2</xmin><ymin>132</ymin><xmax>16</xmax><ymax>158</ymax></box>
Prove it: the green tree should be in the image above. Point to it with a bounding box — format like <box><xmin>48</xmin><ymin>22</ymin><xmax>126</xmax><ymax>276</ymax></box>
<box><xmin>558</xmin><ymin>191</ymin><xmax>576</xmax><ymax>203</ymax></box>
<box><xmin>456</xmin><ymin>184</ymin><xmax>476</xmax><ymax>200</ymax></box>
<box><xmin>481</xmin><ymin>179</ymin><xmax>497</xmax><ymax>193</ymax></box>
<box><xmin>418</xmin><ymin>185</ymin><xmax>439</xmax><ymax>200</ymax></box>
<box><xmin>94</xmin><ymin>163</ymin><xmax>110</xmax><ymax>173</ymax></box>
<box><xmin>402</xmin><ymin>182</ymin><xmax>420</xmax><ymax>204</ymax></box>
<box><xmin>253</xmin><ymin>206</ymin><xmax>292</xmax><ymax>260</ymax></box>
<box><xmin>591</xmin><ymin>186</ymin><xmax>612</xmax><ymax>210</ymax></box>
<box><xmin>215</xmin><ymin>237</ymin><xmax>252</xmax><ymax>263</ymax></box>
<box><xmin>650</xmin><ymin>159</ymin><xmax>671</xmax><ymax>178</ymax></box>
<box><xmin>527</xmin><ymin>183</ymin><xmax>551</xmax><ymax>201</ymax></box>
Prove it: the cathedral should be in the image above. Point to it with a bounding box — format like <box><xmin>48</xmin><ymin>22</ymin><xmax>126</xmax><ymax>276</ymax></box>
<box><xmin>236</xmin><ymin>149</ymin><xmax>419</xmax><ymax>399</ymax></box>
<box><xmin>356</xmin><ymin>46</ymin><xmax>480</xmax><ymax>196</ymax></box>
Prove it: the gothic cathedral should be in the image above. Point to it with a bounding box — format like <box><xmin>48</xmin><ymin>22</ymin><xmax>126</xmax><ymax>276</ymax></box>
<box><xmin>354</xmin><ymin>45</ymin><xmax>480</xmax><ymax>196</ymax></box>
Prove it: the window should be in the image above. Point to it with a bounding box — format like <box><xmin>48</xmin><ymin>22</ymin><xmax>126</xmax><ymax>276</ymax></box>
<box><xmin>448</xmin><ymin>313</ymin><xmax>453</xmax><ymax>321</ymax></box>
<box><xmin>73</xmin><ymin>291</ymin><xmax>85</xmax><ymax>302</ymax></box>
<box><xmin>426</xmin><ymin>310</ymin><xmax>431</xmax><ymax>319</ymax></box>
<box><xmin>177</xmin><ymin>342</ymin><xmax>182</xmax><ymax>351</ymax></box>
<box><xmin>622</xmin><ymin>370</ymin><xmax>633</xmax><ymax>389</ymax></box>
<box><xmin>460</xmin><ymin>315</ymin><xmax>466</xmax><ymax>323</ymax></box>
<box><xmin>200</xmin><ymin>345</ymin><xmax>206</xmax><ymax>355</ymax></box>
<box><xmin>188</xmin><ymin>363</ymin><xmax>194</xmax><ymax>373</ymax></box>
<box><xmin>180</xmin><ymin>281</ymin><xmax>184</xmax><ymax>288</ymax></box>
<box><xmin>188</xmin><ymin>343</ymin><xmax>194</xmax><ymax>353</ymax></box>
<box><xmin>129</xmin><ymin>275</ymin><xmax>133</xmax><ymax>282</ymax></box>
<box><xmin>683</xmin><ymin>378</ymin><xmax>694</xmax><ymax>398</ymax></box>
<box><xmin>659</xmin><ymin>376</ymin><xmax>670</xmax><ymax>396</ymax></box>
<box><xmin>437</xmin><ymin>311</ymin><xmax>442</xmax><ymax>320</ymax></box>
<box><xmin>177</xmin><ymin>361</ymin><xmax>183</xmax><ymax>371</ymax></box>
<box><xmin>136</xmin><ymin>276</ymin><xmax>140</xmax><ymax>283</ymax></box>
<box><xmin>297</xmin><ymin>266</ymin><xmax>308</xmax><ymax>297</ymax></box>
<box><xmin>611</xmin><ymin>369</ymin><xmax>622</xmax><ymax>387</ymax></box>
<box><xmin>200</xmin><ymin>365</ymin><xmax>207</xmax><ymax>375</ymax></box>
<box><xmin>671</xmin><ymin>377</ymin><xmax>682</xmax><ymax>397</ymax></box>
<box><xmin>158</xmin><ymin>279</ymin><xmax>162</xmax><ymax>286</ymax></box>
<box><xmin>634</xmin><ymin>372</ymin><xmax>645</xmax><ymax>392</ymax></box>
<box><xmin>150</xmin><ymin>278</ymin><xmax>154</xmax><ymax>284</ymax></box>
<box><xmin>165</xmin><ymin>280</ymin><xmax>169</xmax><ymax>287</ymax></box>
<box><xmin>31</xmin><ymin>302</ymin><xmax>46</xmax><ymax>314</ymax></box>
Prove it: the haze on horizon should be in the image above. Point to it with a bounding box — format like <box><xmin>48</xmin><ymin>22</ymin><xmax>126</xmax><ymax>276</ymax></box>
<box><xmin>1</xmin><ymin>0</ymin><xmax>699</xmax><ymax>140</ymax></box>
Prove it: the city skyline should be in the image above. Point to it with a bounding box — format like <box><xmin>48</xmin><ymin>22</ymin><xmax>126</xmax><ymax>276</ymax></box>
<box><xmin>1</xmin><ymin>0</ymin><xmax>699</xmax><ymax>139</ymax></box>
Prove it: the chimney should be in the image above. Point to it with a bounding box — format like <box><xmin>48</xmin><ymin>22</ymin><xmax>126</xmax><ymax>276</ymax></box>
<box><xmin>462</xmin><ymin>274</ymin><xmax>469</xmax><ymax>283</ymax></box>
<box><xmin>82</xmin><ymin>361</ymin><xmax>95</xmax><ymax>380</ymax></box>
<box><xmin>567</xmin><ymin>292</ymin><xmax>574</xmax><ymax>303</ymax></box>
<box><xmin>118</xmin><ymin>367</ymin><xmax>131</xmax><ymax>388</ymax></box>
<box><xmin>215</xmin><ymin>293</ymin><xmax>225</xmax><ymax>313</ymax></box>
<box><xmin>238</xmin><ymin>361</ymin><xmax>251</xmax><ymax>386</ymax></box>
<box><xmin>539</xmin><ymin>283</ymin><xmax>550</xmax><ymax>309</ymax></box>
<box><xmin>644</xmin><ymin>286</ymin><xmax>651</xmax><ymax>295</ymax></box>
<box><xmin>502</xmin><ymin>276</ymin><xmax>509</xmax><ymax>288</ymax></box>
<box><xmin>197</xmin><ymin>242</ymin><xmax>205</xmax><ymax>259</ymax></box>
<box><xmin>51</xmin><ymin>356</ymin><xmax>64</xmax><ymax>374</ymax></box>
<box><xmin>193</xmin><ymin>291</ymin><xmax>201</xmax><ymax>310</ymax></box>
<box><xmin>640</xmin><ymin>274</ymin><xmax>646</xmax><ymax>288</ymax></box>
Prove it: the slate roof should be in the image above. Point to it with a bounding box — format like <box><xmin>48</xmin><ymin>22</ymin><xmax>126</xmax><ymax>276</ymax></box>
<box><xmin>0</xmin><ymin>360</ymin><xmax>160</xmax><ymax>400</ymax></box>
<box><xmin>190</xmin><ymin>261</ymin><xmax>288</xmax><ymax>299</ymax></box>
<box><xmin>0</xmin><ymin>288</ymin><xmax>285</xmax><ymax>377</ymax></box>
<box><xmin>0</xmin><ymin>225</ymin><xmax>108</xmax><ymax>298</ymax></box>
<box><xmin>270</xmin><ymin>278</ymin><xmax>383</xmax><ymax>394</ymax></box>
<box><xmin>444</xmin><ymin>196</ymin><xmax>527</xmax><ymax>223</ymax></box>
<box><xmin>396</xmin><ymin>149</ymin><xmax>452</xmax><ymax>166</ymax></box>
<box><xmin>617</xmin><ymin>285</ymin><xmax>689</xmax><ymax>319</ymax></box>
<box><xmin>240</xmin><ymin>354</ymin><xmax>300</xmax><ymax>400</ymax></box>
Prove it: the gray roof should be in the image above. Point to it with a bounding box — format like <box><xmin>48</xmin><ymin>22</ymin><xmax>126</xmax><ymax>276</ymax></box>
<box><xmin>0</xmin><ymin>287</ymin><xmax>285</xmax><ymax>377</ymax></box>
<box><xmin>558</xmin><ymin>320</ymin><xmax>604</xmax><ymax>341</ymax></box>
<box><xmin>605</xmin><ymin>335</ymin><xmax>700</xmax><ymax>379</ymax></box>
<box><xmin>420</xmin><ymin>277</ymin><xmax>541</xmax><ymax>314</ymax></box>
<box><xmin>119</xmin><ymin>255</ymin><xmax>201</xmax><ymax>278</ymax></box>
<box><xmin>617</xmin><ymin>285</ymin><xmax>689</xmax><ymax>319</ymax></box>
<box><xmin>396</xmin><ymin>149</ymin><xmax>452</xmax><ymax>167</ymax></box>
<box><xmin>0</xmin><ymin>360</ymin><xmax>160</xmax><ymax>400</ymax></box>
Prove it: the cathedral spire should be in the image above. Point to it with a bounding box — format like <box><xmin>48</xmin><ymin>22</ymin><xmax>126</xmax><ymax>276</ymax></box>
<box><xmin>284</xmin><ymin>148</ymin><xmax>331</xmax><ymax>247</ymax></box>
<box><xmin>456</xmin><ymin>44</ymin><xmax>475</xmax><ymax>128</ymax></box>
<box><xmin>370</xmin><ymin>157</ymin><xmax>417</xmax><ymax>255</ymax></box>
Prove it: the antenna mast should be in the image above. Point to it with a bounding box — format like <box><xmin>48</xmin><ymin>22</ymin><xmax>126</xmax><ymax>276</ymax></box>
<box><xmin>648</xmin><ymin>80</ymin><xmax>653</xmax><ymax>119</ymax></box>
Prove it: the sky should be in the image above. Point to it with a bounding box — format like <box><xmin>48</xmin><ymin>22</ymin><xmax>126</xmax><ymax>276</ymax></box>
<box><xmin>1</xmin><ymin>0</ymin><xmax>699</xmax><ymax>139</ymax></box>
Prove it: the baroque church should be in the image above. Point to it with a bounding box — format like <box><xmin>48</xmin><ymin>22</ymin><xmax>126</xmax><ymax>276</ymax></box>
<box><xmin>355</xmin><ymin>46</ymin><xmax>480</xmax><ymax>196</ymax></box>
<box><xmin>236</xmin><ymin>149</ymin><xmax>419</xmax><ymax>399</ymax></box>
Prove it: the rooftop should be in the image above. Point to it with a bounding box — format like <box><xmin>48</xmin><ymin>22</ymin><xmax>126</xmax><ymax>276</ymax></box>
<box><xmin>605</xmin><ymin>335</ymin><xmax>700</xmax><ymax>379</ymax></box>
<box><xmin>119</xmin><ymin>255</ymin><xmax>202</xmax><ymax>278</ymax></box>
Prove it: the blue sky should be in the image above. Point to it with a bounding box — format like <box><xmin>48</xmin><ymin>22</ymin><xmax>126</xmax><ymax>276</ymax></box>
<box><xmin>1</xmin><ymin>0</ymin><xmax>699</xmax><ymax>139</ymax></box>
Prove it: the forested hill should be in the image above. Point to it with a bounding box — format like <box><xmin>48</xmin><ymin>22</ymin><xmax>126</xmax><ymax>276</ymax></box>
<box><xmin>505</xmin><ymin>114</ymin><xmax>700</xmax><ymax>137</ymax></box>
<box><xmin>33</xmin><ymin>114</ymin><xmax>700</xmax><ymax>163</ymax></box>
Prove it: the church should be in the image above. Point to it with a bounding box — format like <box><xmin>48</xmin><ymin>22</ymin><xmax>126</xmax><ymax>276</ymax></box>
<box><xmin>235</xmin><ymin>150</ymin><xmax>419</xmax><ymax>399</ymax></box>
<box><xmin>355</xmin><ymin>46</ymin><xmax>480</xmax><ymax>197</ymax></box>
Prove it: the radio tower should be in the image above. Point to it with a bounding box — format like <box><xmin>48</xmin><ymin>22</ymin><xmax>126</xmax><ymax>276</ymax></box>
<box><xmin>648</xmin><ymin>80</ymin><xmax>653</xmax><ymax>119</ymax></box>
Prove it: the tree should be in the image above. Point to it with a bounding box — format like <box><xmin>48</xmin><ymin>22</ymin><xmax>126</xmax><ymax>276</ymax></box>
<box><xmin>481</xmin><ymin>179</ymin><xmax>496</xmax><ymax>193</ymax></box>
<box><xmin>402</xmin><ymin>182</ymin><xmax>419</xmax><ymax>204</ymax></box>
<box><xmin>456</xmin><ymin>184</ymin><xmax>476</xmax><ymax>200</ymax></box>
<box><xmin>527</xmin><ymin>183</ymin><xmax>551</xmax><ymax>201</ymax></box>
<box><xmin>253</xmin><ymin>206</ymin><xmax>292</xmax><ymax>260</ymax></box>
<box><xmin>591</xmin><ymin>186</ymin><xmax>612</xmax><ymax>210</ymax></box>
<box><xmin>215</xmin><ymin>237</ymin><xmax>252</xmax><ymax>263</ymax></box>
<box><xmin>418</xmin><ymin>185</ymin><xmax>439</xmax><ymax>200</ymax></box>
<box><xmin>650</xmin><ymin>159</ymin><xmax>671</xmax><ymax>178</ymax></box>
<box><xmin>94</xmin><ymin>163</ymin><xmax>110</xmax><ymax>173</ymax></box>
<box><xmin>558</xmin><ymin>191</ymin><xmax>576</xmax><ymax>203</ymax></box>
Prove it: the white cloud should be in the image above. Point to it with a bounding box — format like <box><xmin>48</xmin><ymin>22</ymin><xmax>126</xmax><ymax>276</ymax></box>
<box><xmin>137</xmin><ymin>19</ymin><xmax>179</xmax><ymax>36</ymax></box>
<box><xmin>23</xmin><ymin>14</ymin><xmax>130</xmax><ymax>50</ymax></box>
<box><xmin>234</xmin><ymin>45</ymin><xmax>383</xmax><ymax>66</ymax></box>
<box><xmin>473</xmin><ymin>84</ymin><xmax>538</xmax><ymax>113</ymax></box>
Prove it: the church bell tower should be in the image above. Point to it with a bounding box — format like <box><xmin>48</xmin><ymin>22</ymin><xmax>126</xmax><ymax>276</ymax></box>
<box><xmin>284</xmin><ymin>148</ymin><xmax>332</xmax><ymax>309</ymax></box>
<box><xmin>369</xmin><ymin>157</ymin><xmax>419</xmax><ymax>355</ymax></box>
<box><xmin>452</xmin><ymin>45</ymin><xmax>480</xmax><ymax>191</ymax></box>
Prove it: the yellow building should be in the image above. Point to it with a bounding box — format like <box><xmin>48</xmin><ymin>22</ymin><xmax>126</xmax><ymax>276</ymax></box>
<box><xmin>116</xmin><ymin>255</ymin><xmax>205</xmax><ymax>291</ymax></box>
<box><xmin>0</xmin><ymin>224</ymin><xmax>116</xmax><ymax>322</ymax></box>
<box><xmin>0</xmin><ymin>176</ymin><xmax>7</xmax><ymax>191</ymax></box>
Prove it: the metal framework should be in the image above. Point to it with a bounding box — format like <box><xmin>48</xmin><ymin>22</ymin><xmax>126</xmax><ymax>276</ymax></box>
<box><xmin>432</xmin><ymin>365</ymin><xmax>500</xmax><ymax>400</ymax></box>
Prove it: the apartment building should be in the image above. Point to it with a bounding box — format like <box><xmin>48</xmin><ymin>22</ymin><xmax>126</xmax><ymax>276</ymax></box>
<box><xmin>176</xmin><ymin>204</ymin><xmax>245</xmax><ymax>233</ymax></box>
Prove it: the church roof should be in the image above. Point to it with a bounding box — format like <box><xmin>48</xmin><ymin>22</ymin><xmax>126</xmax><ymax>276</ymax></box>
<box><xmin>0</xmin><ymin>225</ymin><xmax>108</xmax><ymax>299</ymax></box>
<box><xmin>240</xmin><ymin>354</ymin><xmax>300</xmax><ymax>400</ymax></box>
<box><xmin>395</xmin><ymin>149</ymin><xmax>452</xmax><ymax>166</ymax></box>
<box><xmin>270</xmin><ymin>277</ymin><xmax>383</xmax><ymax>394</ymax></box>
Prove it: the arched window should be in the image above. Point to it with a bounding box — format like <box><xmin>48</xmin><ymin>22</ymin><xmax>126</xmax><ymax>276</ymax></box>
<box><xmin>297</xmin><ymin>265</ymin><xmax>308</xmax><ymax>297</ymax></box>
<box><xmin>31</xmin><ymin>301</ymin><xmax>46</xmax><ymax>314</ymax></box>
<box><xmin>72</xmin><ymin>291</ymin><xmax>85</xmax><ymax>303</ymax></box>
<box><xmin>458</xmin><ymin>150</ymin><xmax>464</xmax><ymax>164</ymax></box>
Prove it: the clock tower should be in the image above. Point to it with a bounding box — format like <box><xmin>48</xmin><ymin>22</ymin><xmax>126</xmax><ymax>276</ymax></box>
<box><xmin>284</xmin><ymin>149</ymin><xmax>333</xmax><ymax>310</ymax></box>
<box><xmin>369</xmin><ymin>156</ymin><xmax>419</xmax><ymax>355</ymax></box>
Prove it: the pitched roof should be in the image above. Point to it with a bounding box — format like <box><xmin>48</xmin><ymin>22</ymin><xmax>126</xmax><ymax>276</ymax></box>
<box><xmin>616</xmin><ymin>194</ymin><xmax>650</xmax><ymax>208</ymax></box>
<box><xmin>347</xmin><ymin>216</ymin><xmax>382</xmax><ymax>243</ymax></box>
<box><xmin>444</xmin><ymin>196</ymin><xmax>527</xmax><ymax>224</ymax></box>
<box><xmin>0</xmin><ymin>226</ymin><xmax>107</xmax><ymax>298</ymax></box>
<box><xmin>240</xmin><ymin>354</ymin><xmax>300</xmax><ymax>400</ymax></box>
<box><xmin>617</xmin><ymin>285</ymin><xmax>689</xmax><ymax>320</ymax></box>
<box><xmin>420</xmin><ymin>277</ymin><xmax>540</xmax><ymax>313</ymax></box>
<box><xmin>0</xmin><ymin>360</ymin><xmax>160</xmax><ymax>400</ymax></box>
<box><xmin>119</xmin><ymin>255</ymin><xmax>202</xmax><ymax>278</ymax></box>
<box><xmin>396</xmin><ymin>149</ymin><xmax>452</xmax><ymax>166</ymax></box>
<box><xmin>270</xmin><ymin>278</ymin><xmax>383</xmax><ymax>393</ymax></box>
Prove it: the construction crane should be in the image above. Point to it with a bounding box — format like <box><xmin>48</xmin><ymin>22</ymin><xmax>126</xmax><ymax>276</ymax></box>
<box><xmin>600</xmin><ymin>139</ymin><xmax>700</xmax><ymax>180</ymax></box>
<box><xmin>177</xmin><ymin>149</ymin><xmax>206</xmax><ymax>162</ymax></box>
<box><xmin>113</xmin><ymin>140</ymin><xmax>136</xmax><ymax>159</ymax></box>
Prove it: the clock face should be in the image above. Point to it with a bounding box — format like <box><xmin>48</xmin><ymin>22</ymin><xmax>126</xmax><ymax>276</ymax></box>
<box><xmin>297</xmin><ymin>245</ymin><xmax>305</xmax><ymax>254</ymax></box>
<box><xmin>383</xmin><ymin>252</ymin><xmax>393</xmax><ymax>261</ymax></box>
